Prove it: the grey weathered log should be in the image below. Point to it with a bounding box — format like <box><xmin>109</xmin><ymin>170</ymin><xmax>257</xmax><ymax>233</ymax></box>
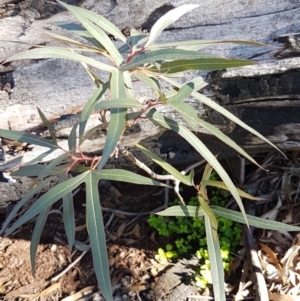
<box><xmin>0</xmin><ymin>0</ymin><xmax>300</xmax><ymax>168</ymax></box>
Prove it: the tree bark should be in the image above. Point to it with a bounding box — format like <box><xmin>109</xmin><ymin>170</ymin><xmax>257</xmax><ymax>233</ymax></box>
<box><xmin>0</xmin><ymin>0</ymin><xmax>300</xmax><ymax>168</ymax></box>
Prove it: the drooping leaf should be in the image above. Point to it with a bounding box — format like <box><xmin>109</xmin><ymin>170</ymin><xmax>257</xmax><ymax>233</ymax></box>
<box><xmin>97</xmin><ymin>70</ymin><xmax>127</xmax><ymax>170</ymax></box>
<box><xmin>133</xmin><ymin>73</ymin><xmax>161</xmax><ymax>97</ymax></box>
<box><xmin>145</xmin><ymin>4</ymin><xmax>199</xmax><ymax>47</ymax></box>
<box><xmin>204</xmin><ymin>212</ymin><xmax>225</xmax><ymax>301</ymax></box>
<box><xmin>146</xmin><ymin>109</ymin><xmax>249</xmax><ymax>227</ymax></box>
<box><xmin>57</xmin><ymin>1</ymin><xmax>127</xmax><ymax>43</ymax></box>
<box><xmin>0</xmin><ymin>177</ymin><xmax>54</xmax><ymax>234</ymax></box>
<box><xmin>79</xmin><ymin>83</ymin><xmax>109</xmax><ymax>144</ymax></box>
<box><xmin>58</xmin><ymin>8</ymin><xmax>123</xmax><ymax>65</ymax></box>
<box><xmin>94</xmin><ymin>98</ymin><xmax>143</xmax><ymax>111</ymax></box>
<box><xmin>44</xmin><ymin>29</ymin><xmax>105</xmax><ymax>52</ymax></box>
<box><xmin>85</xmin><ymin>172</ymin><xmax>112</xmax><ymax>301</ymax></box>
<box><xmin>68</xmin><ymin>122</ymin><xmax>78</xmax><ymax>152</ymax></box>
<box><xmin>30</xmin><ymin>206</ymin><xmax>51</xmax><ymax>273</ymax></box>
<box><xmin>120</xmin><ymin>49</ymin><xmax>222</xmax><ymax>71</ymax></box>
<box><xmin>161</xmin><ymin>76</ymin><xmax>284</xmax><ymax>156</ymax></box>
<box><xmin>147</xmin><ymin>39</ymin><xmax>267</xmax><ymax>50</ymax></box>
<box><xmin>157</xmin><ymin>205</ymin><xmax>300</xmax><ymax>232</ymax></box>
<box><xmin>154</xmin><ymin>57</ymin><xmax>257</xmax><ymax>74</ymax></box>
<box><xmin>0</xmin><ymin>128</ymin><xmax>57</xmax><ymax>149</ymax></box>
<box><xmin>37</xmin><ymin>107</ymin><xmax>58</xmax><ymax>145</ymax></box>
<box><xmin>91</xmin><ymin>169</ymin><xmax>166</xmax><ymax>187</ymax></box>
<box><xmin>63</xmin><ymin>191</ymin><xmax>76</xmax><ymax>252</ymax></box>
<box><xmin>74</xmin><ymin>240</ymin><xmax>90</xmax><ymax>252</ymax></box>
<box><xmin>202</xmin><ymin>180</ymin><xmax>265</xmax><ymax>201</ymax></box>
<box><xmin>5</xmin><ymin>47</ymin><xmax>116</xmax><ymax>72</ymax></box>
<box><xmin>5</xmin><ymin>172</ymin><xmax>89</xmax><ymax>236</ymax></box>
<box><xmin>135</xmin><ymin>143</ymin><xmax>194</xmax><ymax>186</ymax></box>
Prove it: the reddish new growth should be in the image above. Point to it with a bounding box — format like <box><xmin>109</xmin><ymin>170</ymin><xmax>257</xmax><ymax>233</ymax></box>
<box><xmin>66</xmin><ymin>147</ymin><xmax>100</xmax><ymax>172</ymax></box>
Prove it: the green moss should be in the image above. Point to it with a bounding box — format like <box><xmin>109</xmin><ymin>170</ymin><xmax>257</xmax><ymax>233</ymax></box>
<box><xmin>148</xmin><ymin>172</ymin><xmax>242</xmax><ymax>288</ymax></box>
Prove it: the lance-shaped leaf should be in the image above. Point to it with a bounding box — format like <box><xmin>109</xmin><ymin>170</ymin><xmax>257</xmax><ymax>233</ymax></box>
<box><xmin>145</xmin><ymin>4</ymin><xmax>199</xmax><ymax>47</ymax></box>
<box><xmin>0</xmin><ymin>128</ymin><xmax>57</xmax><ymax>149</ymax></box>
<box><xmin>37</xmin><ymin>107</ymin><xmax>58</xmax><ymax>145</ymax></box>
<box><xmin>0</xmin><ymin>177</ymin><xmax>54</xmax><ymax>234</ymax></box>
<box><xmin>79</xmin><ymin>83</ymin><xmax>109</xmax><ymax>144</ymax></box>
<box><xmin>166</xmin><ymin>84</ymin><xmax>262</xmax><ymax>169</ymax></box>
<box><xmin>5</xmin><ymin>47</ymin><xmax>116</xmax><ymax>73</ymax></box>
<box><xmin>147</xmin><ymin>39</ymin><xmax>267</xmax><ymax>50</ymax></box>
<box><xmin>63</xmin><ymin>191</ymin><xmax>76</xmax><ymax>252</ymax></box>
<box><xmin>135</xmin><ymin>143</ymin><xmax>193</xmax><ymax>186</ymax></box>
<box><xmin>130</xmin><ymin>29</ymin><xmax>148</xmax><ymax>51</ymax></box>
<box><xmin>157</xmin><ymin>205</ymin><xmax>300</xmax><ymax>232</ymax></box>
<box><xmin>97</xmin><ymin>70</ymin><xmax>127</xmax><ymax>170</ymax></box>
<box><xmin>155</xmin><ymin>57</ymin><xmax>256</xmax><ymax>74</ymax></box>
<box><xmin>94</xmin><ymin>98</ymin><xmax>143</xmax><ymax>111</ymax></box>
<box><xmin>86</xmin><ymin>172</ymin><xmax>112</xmax><ymax>301</ymax></box>
<box><xmin>146</xmin><ymin>108</ymin><xmax>249</xmax><ymax>227</ymax></box>
<box><xmin>202</xmin><ymin>180</ymin><xmax>265</xmax><ymax>201</ymax></box>
<box><xmin>44</xmin><ymin>29</ymin><xmax>104</xmax><ymax>52</ymax></box>
<box><xmin>91</xmin><ymin>169</ymin><xmax>166</xmax><ymax>187</ymax></box>
<box><xmin>204</xmin><ymin>212</ymin><xmax>225</xmax><ymax>301</ymax></box>
<box><xmin>120</xmin><ymin>49</ymin><xmax>220</xmax><ymax>71</ymax></box>
<box><xmin>133</xmin><ymin>73</ymin><xmax>161</xmax><ymax>97</ymax></box>
<box><xmin>59</xmin><ymin>9</ymin><xmax>123</xmax><ymax>65</ymax></box>
<box><xmin>68</xmin><ymin>122</ymin><xmax>78</xmax><ymax>152</ymax></box>
<box><xmin>4</xmin><ymin>172</ymin><xmax>89</xmax><ymax>236</ymax></box>
<box><xmin>51</xmin><ymin>22</ymin><xmax>104</xmax><ymax>48</ymax></box>
<box><xmin>58</xmin><ymin>1</ymin><xmax>126</xmax><ymax>43</ymax></box>
<box><xmin>161</xmin><ymin>76</ymin><xmax>284</xmax><ymax>156</ymax></box>
<box><xmin>30</xmin><ymin>206</ymin><xmax>51</xmax><ymax>273</ymax></box>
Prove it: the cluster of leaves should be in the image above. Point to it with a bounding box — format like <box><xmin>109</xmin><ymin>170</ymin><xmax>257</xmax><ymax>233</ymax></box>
<box><xmin>0</xmin><ymin>2</ymin><xmax>300</xmax><ymax>301</ymax></box>
<box><xmin>149</xmin><ymin>174</ymin><xmax>242</xmax><ymax>288</ymax></box>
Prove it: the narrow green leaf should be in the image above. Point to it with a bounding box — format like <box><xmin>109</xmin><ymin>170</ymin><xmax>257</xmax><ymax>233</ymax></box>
<box><xmin>44</xmin><ymin>30</ymin><xmax>104</xmax><ymax>52</ymax></box>
<box><xmin>120</xmin><ymin>49</ymin><xmax>220</xmax><ymax>71</ymax></box>
<box><xmin>145</xmin><ymin>4</ymin><xmax>199</xmax><ymax>47</ymax></box>
<box><xmin>130</xmin><ymin>29</ymin><xmax>147</xmax><ymax>51</ymax></box>
<box><xmin>118</xmin><ymin>43</ymin><xmax>131</xmax><ymax>54</ymax></box>
<box><xmin>147</xmin><ymin>39</ymin><xmax>267</xmax><ymax>49</ymax></box>
<box><xmin>5</xmin><ymin>172</ymin><xmax>89</xmax><ymax>236</ymax></box>
<box><xmin>155</xmin><ymin>57</ymin><xmax>256</xmax><ymax>74</ymax></box>
<box><xmin>0</xmin><ymin>177</ymin><xmax>54</xmax><ymax>234</ymax></box>
<box><xmin>202</xmin><ymin>180</ymin><xmax>265</xmax><ymax>201</ymax></box>
<box><xmin>30</xmin><ymin>206</ymin><xmax>51</xmax><ymax>273</ymax></box>
<box><xmin>68</xmin><ymin>122</ymin><xmax>78</xmax><ymax>152</ymax></box>
<box><xmin>37</xmin><ymin>107</ymin><xmax>58</xmax><ymax>145</ymax></box>
<box><xmin>58</xmin><ymin>1</ymin><xmax>127</xmax><ymax>43</ymax></box>
<box><xmin>11</xmin><ymin>164</ymin><xmax>58</xmax><ymax>177</ymax></box>
<box><xmin>161</xmin><ymin>76</ymin><xmax>284</xmax><ymax>156</ymax></box>
<box><xmin>97</xmin><ymin>70</ymin><xmax>127</xmax><ymax>170</ymax></box>
<box><xmin>211</xmin><ymin>205</ymin><xmax>300</xmax><ymax>231</ymax></box>
<box><xmin>51</xmin><ymin>22</ymin><xmax>104</xmax><ymax>48</ymax></box>
<box><xmin>133</xmin><ymin>73</ymin><xmax>161</xmax><ymax>97</ymax></box>
<box><xmin>157</xmin><ymin>205</ymin><xmax>300</xmax><ymax>232</ymax></box>
<box><xmin>198</xmin><ymin>196</ymin><xmax>218</xmax><ymax>231</ymax></box>
<box><xmin>92</xmin><ymin>169</ymin><xmax>166</xmax><ymax>186</ymax></box>
<box><xmin>59</xmin><ymin>9</ymin><xmax>123</xmax><ymax>65</ymax></box>
<box><xmin>0</xmin><ymin>128</ymin><xmax>56</xmax><ymax>149</ymax></box>
<box><xmin>5</xmin><ymin>47</ymin><xmax>116</xmax><ymax>73</ymax></box>
<box><xmin>204</xmin><ymin>213</ymin><xmax>225</xmax><ymax>301</ymax></box>
<box><xmin>85</xmin><ymin>172</ymin><xmax>112</xmax><ymax>301</ymax></box>
<box><xmin>135</xmin><ymin>143</ymin><xmax>193</xmax><ymax>186</ymax></box>
<box><xmin>166</xmin><ymin>82</ymin><xmax>262</xmax><ymax>168</ymax></box>
<box><xmin>146</xmin><ymin>109</ymin><xmax>249</xmax><ymax>227</ymax></box>
<box><xmin>165</xmin><ymin>76</ymin><xmax>207</xmax><ymax>99</ymax></box>
<box><xmin>94</xmin><ymin>98</ymin><xmax>143</xmax><ymax>111</ymax></box>
<box><xmin>123</xmin><ymin>71</ymin><xmax>135</xmax><ymax>100</ymax></box>
<box><xmin>74</xmin><ymin>240</ymin><xmax>90</xmax><ymax>252</ymax></box>
<box><xmin>79</xmin><ymin>83</ymin><xmax>109</xmax><ymax>144</ymax></box>
<box><xmin>63</xmin><ymin>192</ymin><xmax>75</xmax><ymax>252</ymax></box>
